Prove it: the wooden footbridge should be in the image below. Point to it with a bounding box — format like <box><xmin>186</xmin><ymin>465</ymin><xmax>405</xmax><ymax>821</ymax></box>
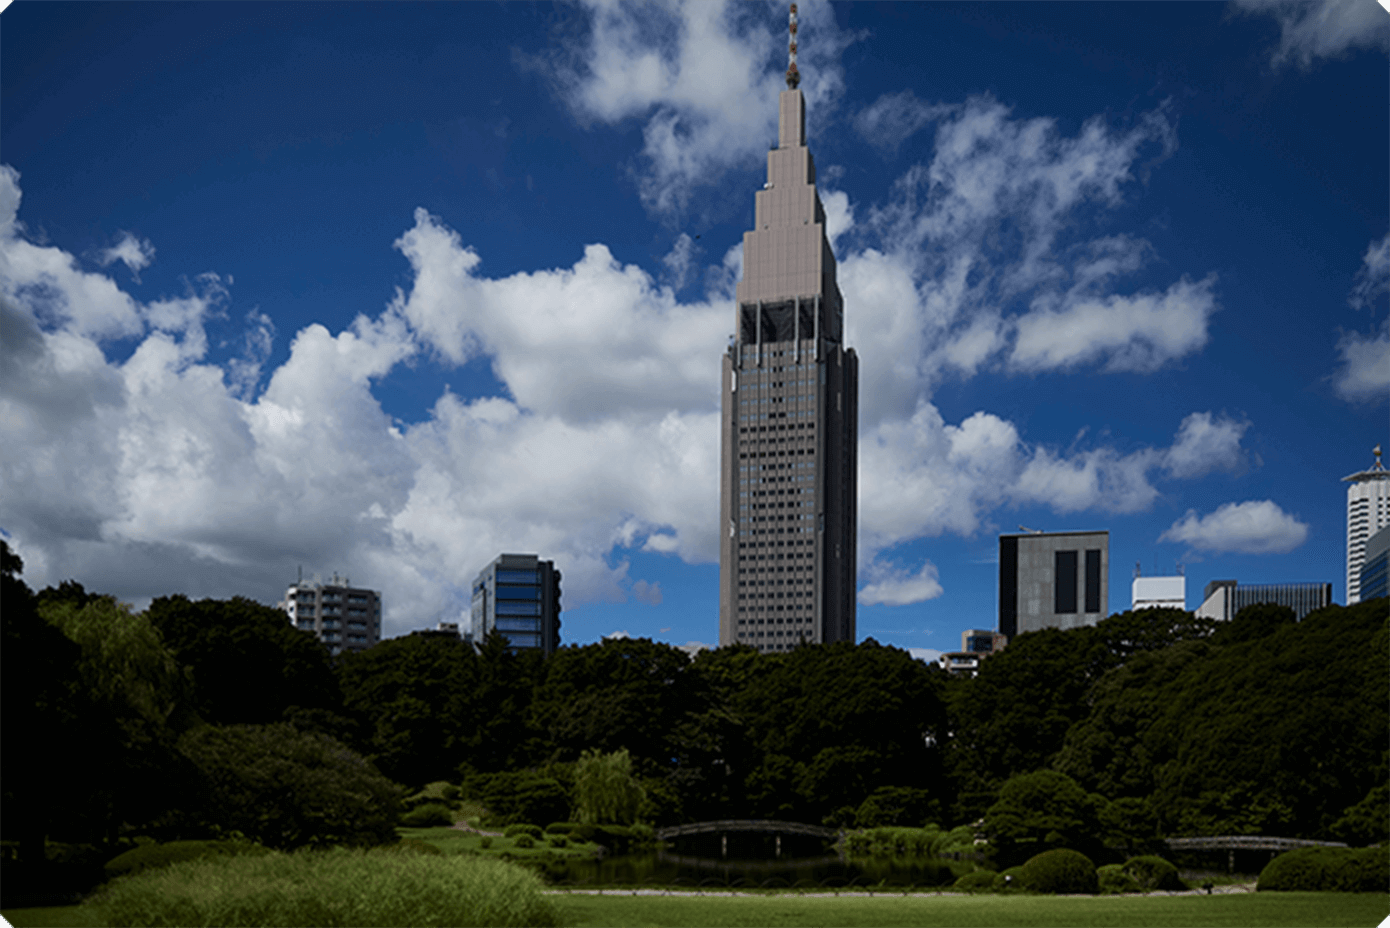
<box><xmin>1163</xmin><ymin>836</ymin><xmax>1347</xmax><ymax>872</ymax></box>
<box><xmin>655</xmin><ymin>819</ymin><xmax>840</xmax><ymax>841</ymax></box>
<box><xmin>655</xmin><ymin>820</ymin><xmax>841</xmax><ymax>858</ymax></box>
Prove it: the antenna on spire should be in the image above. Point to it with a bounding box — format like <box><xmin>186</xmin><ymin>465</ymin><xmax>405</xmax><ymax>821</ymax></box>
<box><xmin>786</xmin><ymin>4</ymin><xmax>800</xmax><ymax>89</ymax></box>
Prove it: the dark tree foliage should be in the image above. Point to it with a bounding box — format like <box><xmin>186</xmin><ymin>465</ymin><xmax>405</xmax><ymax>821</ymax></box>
<box><xmin>178</xmin><ymin>723</ymin><xmax>403</xmax><ymax>849</ymax></box>
<box><xmin>671</xmin><ymin>644</ymin><xmax>771</xmax><ymax>821</ymax></box>
<box><xmin>0</xmin><ymin>543</ymin><xmax>93</xmax><ymax>860</ymax></box>
<box><xmin>147</xmin><ymin>595</ymin><xmax>342</xmax><ymax>726</ymax></box>
<box><xmin>944</xmin><ymin>608</ymin><xmax>1216</xmax><ymax>821</ymax></box>
<box><xmin>983</xmin><ymin>770</ymin><xmax>1107</xmax><ymax>867</ymax></box>
<box><xmin>530</xmin><ymin>637</ymin><xmax>695</xmax><ymax>775</ymax></box>
<box><xmin>1057</xmin><ymin>600</ymin><xmax>1388</xmax><ymax>839</ymax></box>
<box><xmin>1209</xmin><ymin>602</ymin><xmax>1296</xmax><ymax>646</ymax></box>
<box><xmin>735</xmin><ymin>639</ymin><xmax>947</xmax><ymax>822</ymax></box>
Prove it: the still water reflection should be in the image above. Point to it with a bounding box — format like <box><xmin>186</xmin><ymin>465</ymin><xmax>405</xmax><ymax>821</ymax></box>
<box><xmin>524</xmin><ymin>833</ymin><xmax>971</xmax><ymax>888</ymax></box>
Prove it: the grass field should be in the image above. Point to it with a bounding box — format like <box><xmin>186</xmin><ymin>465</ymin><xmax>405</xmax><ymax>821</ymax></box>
<box><xmin>7</xmin><ymin>890</ymin><xmax>1388</xmax><ymax>928</ymax></box>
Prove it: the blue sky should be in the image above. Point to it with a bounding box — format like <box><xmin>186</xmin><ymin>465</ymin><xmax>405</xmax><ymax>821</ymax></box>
<box><xmin>2</xmin><ymin>1</ymin><xmax>1386</xmax><ymax>656</ymax></box>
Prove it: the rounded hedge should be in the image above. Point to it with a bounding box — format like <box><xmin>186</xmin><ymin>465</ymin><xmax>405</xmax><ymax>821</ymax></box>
<box><xmin>951</xmin><ymin>870</ymin><xmax>998</xmax><ymax>893</ymax></box>
<box><xmin>1122</xmin><ymin>855</ymin><xmax>1183</xmax><ymax>892</ymax></box>
<box><xmin>504</xmin><ymin>824</ymin><xmax>543</xmax><ymax>839</ymax></box>
<box><xmin>512</xmin><ymin>834</ymin><xmax>536</xmax><ymax>848</ymax></box>
<box><xmin>400</xmin><ymin>803</ymin><xmax>455</xmax><ymax>828</ymax></box>
<box><xmin>995</xmin><ymin>866</ymin><xmax>1027</xmax><ymax>892</ymax></box>
<box><xmin>1020</xmin><ymin>848</ymin><xmax>1098</xmax><ymax>894</ymax></box>
<box><xmin>1257</xmin><ymin>846</ymin><xmax>1390</xmax><ymax>892</ymax></box>
<box><xmin>1097</xmin><ymin>864</ymin><xmax>1141</xmax><ymax>895</ymax></box>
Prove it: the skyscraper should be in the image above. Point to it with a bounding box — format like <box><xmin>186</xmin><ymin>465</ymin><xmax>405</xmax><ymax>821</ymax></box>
<box><xmin>719</xmin><ymin>6</ymin><xmax>858</xmax><ymax>652</ymax></box>
<box><xmin>1344</xmin><ymin>445</ymin><xmax>1389</xmax><ymax>604</ymax></box>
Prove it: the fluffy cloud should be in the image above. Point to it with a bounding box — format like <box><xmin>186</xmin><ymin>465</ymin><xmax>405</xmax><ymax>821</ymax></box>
<box><xmin>533</xmin><ymin>0</ymin><xmax>851</xmax><ymax>216</ymax></box>
<box><xmin>96</xmin><ymin>231</ymin><xmax>156</xmax><ymax>283</ymax></box>
<box><xmin>1159</xmin><ymin>500</ymin><xmax>1309</xmax><ymax>554</ymax></box>
<box><xmin>1335</xmin><ymin>233</ymin><xmax>1390</xmax><ymax>401</ymax></box>
<box><xmin>1232</xmin><ymin>0</ymin><xmax>1390</xmax><ymax>68</ymax></box>
<box><xmin>1163</xmin><ymin>412</ymin><xmax>1250</xmax><ymax>479</ymax></box>
<box><xmin>858</xmin><ymin>560</ymin><xmax>943</xmax><ymax>606</ymax></box>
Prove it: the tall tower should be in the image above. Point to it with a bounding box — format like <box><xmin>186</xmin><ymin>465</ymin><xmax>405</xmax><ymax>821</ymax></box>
<box><xmin>718</xmin><ymin>5</ymin><xmax>858</xmax><ymax>652</ymax></box>
<box><xmin>1344</xmin><ymin>444</ymin><xmax>1389</xmax><ymax>604</ymax></box>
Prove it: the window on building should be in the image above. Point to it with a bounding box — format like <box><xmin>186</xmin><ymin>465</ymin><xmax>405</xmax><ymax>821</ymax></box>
<box><xmin>1055</xmin><ymin>550</ymin><xmax>1078</xmax><ymax>614</ymax></box>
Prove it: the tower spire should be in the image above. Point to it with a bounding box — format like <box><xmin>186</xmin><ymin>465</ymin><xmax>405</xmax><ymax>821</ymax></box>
<box><xmin>786</xmin><ymin>4</ymin><xmax>800</xmax><ymax>89</ymax></box>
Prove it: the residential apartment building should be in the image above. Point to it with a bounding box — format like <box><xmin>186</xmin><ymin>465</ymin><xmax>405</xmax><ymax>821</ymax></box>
<box><xmin>280</xmin><ymin>574</ymin><xmax>381</xmax><ymax>656</ymax></box>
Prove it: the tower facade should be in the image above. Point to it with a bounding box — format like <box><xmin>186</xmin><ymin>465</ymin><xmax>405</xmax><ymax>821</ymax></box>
<box><xmin>998</xmin><ymin>531</ymin><xmax>1109</xmax><ymax>637</ymax></box>
<box><xmin>470</xmin><ymin>553</ymin><xmax>562</xmax><ymax>655</ymax></box>
<box><xmin>718</xmin><ymin>46</ymin><xmax>858</xmax><ymax>652</ymax></box>
<box><xmin>1344</xmin><ymin>445</ymin><xmax>1389</xmax><ymax>604</ymax></box>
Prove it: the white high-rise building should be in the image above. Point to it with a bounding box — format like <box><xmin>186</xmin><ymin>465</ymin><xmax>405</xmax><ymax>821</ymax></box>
<box><xmin>280</xmin><ymin>573</ymin><xmax>381</xmax><ymax>656</ymax></box>
<box><xmin>1344</xmin><ymin>445</ymin><xmax>1389</xmax><ymax>604</ymax></box>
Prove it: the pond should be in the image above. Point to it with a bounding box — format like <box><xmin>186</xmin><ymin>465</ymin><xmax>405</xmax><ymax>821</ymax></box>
<box><xmin>523</xmin><ymin>832</ymin><xmax>974</xmax><ymax>889</ymax></box>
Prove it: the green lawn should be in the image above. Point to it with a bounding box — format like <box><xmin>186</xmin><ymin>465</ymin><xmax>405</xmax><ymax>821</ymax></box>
<box><xmin>9</xmin><ymin>889</ymin><xmax>1387</xmax><ymax>928</ymax></box>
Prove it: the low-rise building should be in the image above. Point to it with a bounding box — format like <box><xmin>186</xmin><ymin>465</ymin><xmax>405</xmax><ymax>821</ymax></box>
<box><xmin>1132</xmin><ymin>574</ymin><xmax>1186</xmax><ymax>611</ymax></box>
<box><xmin>1196</xmin><ymin>579</ymin><xmax>1333</xmax><ymax>622</ymax></box>
<box><xmin>280</xmin><ymin>574</ymin><xmax>381</xmax><ymax>656</ymax></box>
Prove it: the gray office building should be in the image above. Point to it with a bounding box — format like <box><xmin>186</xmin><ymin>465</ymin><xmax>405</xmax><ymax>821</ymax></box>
<box><xmin>999</xmin><ymin>531</ymin><xmax>1109</xmax><ymax>637</ymax></box>
<box><xmin>470</xmin><ymin>554</ymin><xmax>561</xmax><ymax>655</ymax></box>
<box><xmin>718</xmin><ymin>60</ymin><xmax>858</xmax><ymax>652</ymax></box>
<box><xmin>1197</xmin><ymin>580</ymin><xmax>1333</xmax><ymax>622</ymax></box>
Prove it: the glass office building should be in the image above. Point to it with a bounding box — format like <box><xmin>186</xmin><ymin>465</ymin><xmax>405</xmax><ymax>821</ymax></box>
<box><xmin>469</xmin><ymin>553</ymin><xmax>561</xmax><ymax>654</ymax></box>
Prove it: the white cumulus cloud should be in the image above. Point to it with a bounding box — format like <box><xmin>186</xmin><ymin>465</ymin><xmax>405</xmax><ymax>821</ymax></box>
<box><xmin>858</xmin><ymin>560</ymin><xmax>944</xmax><ymax>607</ymax></box>
<box><xmin>1159</xmin><ymin>500</ymin><xmax>1309</xmax><ymax>554</ymax></box>
<box><xmin>96</xmin><ymin>231</ymin><xmax>157</xmax><ymax>283</ymax></box>
<box><xmin>1335</xmin><ymin>233</ymin><xmax>1390</xmax><ymax>401</ymax></box>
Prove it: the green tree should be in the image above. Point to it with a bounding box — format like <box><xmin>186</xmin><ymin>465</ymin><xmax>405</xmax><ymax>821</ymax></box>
<box><xmin>573</xmin><ymin>748</ymin><xmax>646</xmax><ymax>825</ymax></box>
<box><xmin>983</xmin><ymin>770</ymin><xmax>1107</xmax><ymax>867</ymax></box>
<box><xmin>0</xmin><ymin>543</ymin><xmax>93</xmax><ymax>860</ymax></box>
<box><xmin>737</xmin><ymin>640</ymin><xmax>947</xmax><ymax>822</ymax></box>
<box><xmin>338</xmin><ymin>632</ymin><xmax>484</xmax><ymax>785</ymax></box>
<box><xmin>147</xmin><ymin>594</ymin><xmax>342</xmax><ymax>726</ymax></box>
<box><xmin>38</xmin><ymin>595</ymin><xmax>201</xmax><ymax>841</ymax></box>
<box><xmin>178</xmin><ymin>723</ymin><xmax>403</xmax><ymax>849</ymax></box>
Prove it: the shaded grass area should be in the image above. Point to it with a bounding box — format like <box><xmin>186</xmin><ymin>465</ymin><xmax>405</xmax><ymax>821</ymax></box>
<box><xmin>10</xmin><ymin>889</ymin><xmax>1387</xmax><ymax>928</ymax></box>
<box><xmin>398</xmin><ymin>826</ymin><xmax>600</xmax><ymax>860</ymax></box>
<box><xmin>553</xmin><ymin>891</ymin><xmax>1390</xmax><ymax>928</ymax></box>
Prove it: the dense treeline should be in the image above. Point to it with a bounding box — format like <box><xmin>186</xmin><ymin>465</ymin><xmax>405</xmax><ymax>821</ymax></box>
<box><xmin>3</xmin><ymin>538</ymin><xmax>1386</xmax><ymax>871</ymax></box>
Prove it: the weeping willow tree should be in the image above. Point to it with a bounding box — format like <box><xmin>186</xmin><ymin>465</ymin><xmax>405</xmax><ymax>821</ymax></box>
<box><xmin>572</xmin><ymin>748</ymin><xmax>646</xmax><ymax>825</ymax></box>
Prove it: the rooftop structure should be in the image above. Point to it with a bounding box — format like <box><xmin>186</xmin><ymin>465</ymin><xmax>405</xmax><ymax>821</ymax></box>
<box><xmin>1132</xmin><ymin>572</ymin><xmax>1186</xmax><ymax>611</ymax></box>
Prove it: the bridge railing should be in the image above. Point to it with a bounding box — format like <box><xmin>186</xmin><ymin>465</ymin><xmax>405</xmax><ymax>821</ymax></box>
<box><xmin>1163</xmin><ymin>836</ymin><xmax>1348</xmax><ymax>852</ymax></box>
<box><xmin>655</xmin><ymin>819</ymin><xmax>840</xmax><ymax>841</ymax></box>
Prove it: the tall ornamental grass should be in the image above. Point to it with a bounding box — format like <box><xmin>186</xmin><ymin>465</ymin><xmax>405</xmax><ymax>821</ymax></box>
<box><xmin>87</xmin><ymin>847</ymin><xmax>559</xmax><ymax>927</ymax></box>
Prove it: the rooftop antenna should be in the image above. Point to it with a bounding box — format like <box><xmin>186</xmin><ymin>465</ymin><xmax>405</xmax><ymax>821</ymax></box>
<box><xmin>786</xmin><ymin>4</ymin><xmax>800</xmax><ymax>89</ymax></box>
<box><xmin>1134</xmin><ymin>561</ymin><xmax>1141</xmax><ymax>579</ymax></box>
<box><xmin>298</xmin><ymin>564</ymin><xmax>303</xmax><ymax>584</ymax></box>
<box><xmin>1018</xmin><ymin>525</ymin><xmax>1043</xmax><ymax>534</ymax></box>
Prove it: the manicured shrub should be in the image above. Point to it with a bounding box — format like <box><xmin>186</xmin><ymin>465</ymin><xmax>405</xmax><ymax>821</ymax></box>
<box><xmin>1019</xmin><ymin>848</ymin><xmax>1098</xmax><ymax>894</ymax></box>
<box><xmin>1122</xmin><ymin>855</ymin><xmax>1183</xmax><ymax>891</ymax></box>
<box><xmin>504</xmin><ymin>823</ymin><xmax>543</xmax><ymax>839</ymax></box>
<box><xmin>951</xmin><ymin>869</ymin><xmax>998</xmax><ymax>892</ymax></box>
<box><xmin>512</xmin><ymin>834</ymin><xmax>535</xmax><ymax>848</ymax></box>
<box><xmin>546</xmin><ymin>834</ymin><xmax>568</xmax><ymax>848</ymax></box>
<box><xmin>1097</xmin><ymin>863</ymin><xmax>1141</xmax><ymax>895</ymax></box>
<box><xmin>103</xmin><ymin>840</ymin><xmax>268</xmax><ymax>879</ymax></box>
<box><xmin>545</xmin><ymin>822</ymin><xmax>581</xmax><ymax>835</ymax></box>
<box><xmin>480</xmin><ymin>837</ymin><xmax>493</xmax><ymax>849</ymax></box>
<box><xmin>400</xmin><ymin>803</ymin><xmax>455</xmax><ymax>828</ymax></box>
<box><xmin>88</xmin><ymin>847</ymin><xmax>559</xmax><ymax>927</ymax></box>
<box><xmin>995</xmin><ymin>866</ymin><xmax>1027</xmax><ymax>892</ymax></box>
<box><xmin>1257</xmin><ymin>846</ymin><xmax>1390</xmax><ymax>892</ymax></box>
